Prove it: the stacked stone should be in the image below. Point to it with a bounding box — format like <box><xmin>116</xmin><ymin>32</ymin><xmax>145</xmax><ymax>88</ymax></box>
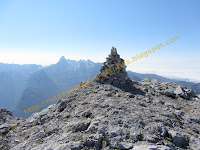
<box><xmin>97</xmin><ymin>47</ymin><xmax>129</xmax><ymax>85</ymax></box>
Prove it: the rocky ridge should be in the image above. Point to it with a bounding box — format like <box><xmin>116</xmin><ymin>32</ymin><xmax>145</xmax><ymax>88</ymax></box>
<box><xmin>0</xmin><ymin>79</ymin><xmax>200</xmax><ymax>150</ymax></box>
<box><xmin>0</xmin><ymin>48</ymin><xmax>200</xmax><ymax>150</ymax></box>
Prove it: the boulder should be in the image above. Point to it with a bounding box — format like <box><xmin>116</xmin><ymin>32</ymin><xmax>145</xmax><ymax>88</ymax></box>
<box><xmin>174</xmin><ymin>86</ymin><xmax>189</xmax><ymax>99</ymax></box>
<box><xmin>168</xmin><ymin>130</ymin><xmax>189</xmax><ymax>148</ymax></box>
<box><xmin>164</xmin><ymin>88</ymin><xmax>175</xmax><ymax>97</ymax></box>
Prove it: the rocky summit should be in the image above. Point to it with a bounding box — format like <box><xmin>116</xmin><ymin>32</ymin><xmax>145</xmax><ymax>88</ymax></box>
<box><xmin>0</xmin><ymin>49</ymin><xmax>200</xmax><ymax>150</ymax></box>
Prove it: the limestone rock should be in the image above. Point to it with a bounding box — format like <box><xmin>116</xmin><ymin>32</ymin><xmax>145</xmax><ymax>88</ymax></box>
<box><xmin>132</xmin><ymin>145</ymin><xmax>172</xmax><ymax>150</ymax></box>
<box><xmin>168</xmin><ymin>130</ymin><xmax>189</xmax><ymax>148</ymax></box>
<box><xmin>118</xmin><ymin>142</ymin><xmax>133</xmax><ymax>149</ymax></box>
<box><xmin>1</xmin><ymin>80</ymin><xmax>200</xmax><ymax>150</ymax></box>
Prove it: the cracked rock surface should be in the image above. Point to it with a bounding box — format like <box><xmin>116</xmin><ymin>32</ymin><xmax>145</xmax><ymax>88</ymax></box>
<box><xmin>0</xmin><ymin>78</ymin><xmax>200</xmax><ymax>150</ymax></box>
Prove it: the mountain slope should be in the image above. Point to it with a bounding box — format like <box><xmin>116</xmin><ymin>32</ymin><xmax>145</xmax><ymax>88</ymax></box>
<box><xmin>14</xmin><ymin>69</ymin><xmax>60</xmax><ymax>118</ymax></box>
<box><xmin>1</xmin><ymin>79</ymin><xmax>200</xmax><ymax>150</ymax></box>
<box><xmin>45</xmin><ymin>57</ymin><xmax>102</xmax><ymax>91</ymax></box>
<box><xmin>14</xmin><ymin>57</ymin><xmax>102</xmax><ymax>118</ymax></box>
<box><xmin>2</xmin><ymin>48</ymin><xmax>200</xmax><ymax>149</ymax></box>
<box><xmin>0</xmin><ymin>63</ymin><xmax>41</xmax><ymax>111</ymax></box>
<box><xmin>12</xmin><ymin>58</ymin><xmax>200</xmax><ymax>118</ymax></box>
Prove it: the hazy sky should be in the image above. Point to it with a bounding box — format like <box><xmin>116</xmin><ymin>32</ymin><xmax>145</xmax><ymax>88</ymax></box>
<box><xmin>0</xmin><ymin>0</ymin><xmax>200</xmax><ymax>82</ymax></box>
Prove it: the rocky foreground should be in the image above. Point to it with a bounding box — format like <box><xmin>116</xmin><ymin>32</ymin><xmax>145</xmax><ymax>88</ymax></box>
<box><xmin>0</xmin><ymin>78</ymin><xmax>200</xmax><ymax>150</ymax></box>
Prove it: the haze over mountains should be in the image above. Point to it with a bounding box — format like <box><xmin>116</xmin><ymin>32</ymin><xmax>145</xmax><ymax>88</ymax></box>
<box><xmin>1</xmin><ymin>49</ymin><xmax>200</xmax><ymax>150</ymax></box>
<box><xmin>0</xmin><ymin>63</ymin><xmax>41</xmax><ymax>111</ymax></box>
<box><xmin>14</xmin><ymin>57</ymin><xmax>102</xmax><ymax>118</ymax></box>
<box><xmin>0</xmin><ymin>56</ymin><xmax>200</xmax><ymax>118</ymax></box>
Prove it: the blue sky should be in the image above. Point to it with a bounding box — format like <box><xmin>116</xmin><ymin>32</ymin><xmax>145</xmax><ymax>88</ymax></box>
<box><xmin>0</xmin><ymin>0</ymin><xmax>200</xmax><ymax>82</ymax></box>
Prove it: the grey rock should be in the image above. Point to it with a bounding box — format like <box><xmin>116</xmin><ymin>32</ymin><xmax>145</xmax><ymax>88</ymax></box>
<box><xmin>118</xmin><ymin>142</ymin><xmax>133</xmax><ymax>149</ymax></box>
<box><xmin>127</xmin><ymin>94</ymin><xmax>135</xmax><ymax>98</ymax></box>
<box><xmin>145</xmin><ymin>97</ymin><xmax>152</xmax><ymax>103</ymax></box>
<box><xmin>165</xmin><ymin>103</ymin><xmax>183</xmax><ymax>110</ymax></box>
<box><xmin>82</xmin><ymin>110</ymin><xmax>92</xmax><ymax>118</ymax></box>
<box><xmin>86</xmin><ymin>121</ymin><xmax>99</xmax><ymax>133</ymax></box>
<box><xmin>84</xmin><ymin>134</ymin><xmax>103</xmax><ymax>150</ymax></box>
<box><xmin>58</xmin><ymin>98</ymin><xmax>73</xmax><ymax>112</ymax></box>
<box><xmin>168</xmin><ymin>130</ymin><xmax>189</xmax><ymax>148</ymax></box>
<box><xmin>132</xmin><ymin>145</ymin><xmax>172</xmax><ymax>150</ymax></box>
<box><xmin>151</xmin><ymin>79</ymin><xmax>159</xmax><ymax>84</ymax></box>
<box><xmin>0</xmin><ymin>123</ymin><xmax>11</xmax><ymax>130</ymax></box>
<box><xmin>109</xmin><ymin>129</ymin><xmax>119</xmax><ymax>138</ymax></box>
<box><xmin>66</xmin><ymin>141</ymin><xmax>84</xmax><ymax>150</ymax></box>
<box><xmin>190</xmin><ymin>136</ymin><xmax>200</xmax><ymax>150</ymax></box>
<box><xmin>174</xmin><ymin>86</ymin><xmax>184</xmax><ymax>95</ymax></box>
<box><xmin>185</xmin><ymin>89</ymin><xmax>196</xmax><ymax>97</ymax></box>
<box><xmin>157</xmin><ymin>123</ymin><xmax>168</xmax><ymax>137</ymax></box>
<box><xmin>191</xmin><ymin>126</ymin><xmax>199</xmax><ymax>134</ymax></box>
<box><xmin>0</xmin><ymin>108</ymin><xmax>15</xmax><ymax>124</ymax></box>
<box><xmin>72</xmin><ymin>121</ymin><xmax>91</xmax><ymax>132</ymax></box>
<box><xmin>153</xmin><ymin>99</ymin><xmax>164</xmax><ymax>104</ymax></box>
<box><xmin>174</xmin><ymin>86</ymin><xmax>189</xmax><ymax>99</ymax></box>
<box><xmin>164</xmin><ymin>88</ymin><xmax>175</xmax><ymax>97</ymax></box>
<box><xmin>186</xmin><ymin>115</ymin><xmax>200</xmax><ymax>123</ymax></box>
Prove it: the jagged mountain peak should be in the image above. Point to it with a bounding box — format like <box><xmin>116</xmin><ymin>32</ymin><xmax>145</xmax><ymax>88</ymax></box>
<box><xmin>57</xmin><ymin>56</ymin><xmax>67</xmax><ymax>64</ymax></box>
<box><xmin>78</xmin><ymin>59</ymin><xmax>93</xmax><ymax>63</ymax></box>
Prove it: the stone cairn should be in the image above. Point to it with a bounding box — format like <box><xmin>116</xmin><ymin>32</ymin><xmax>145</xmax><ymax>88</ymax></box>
<box><xmin>96</xmin><ymin>47</ymin><xmax>129</xmax><ymax>85</ymax></box>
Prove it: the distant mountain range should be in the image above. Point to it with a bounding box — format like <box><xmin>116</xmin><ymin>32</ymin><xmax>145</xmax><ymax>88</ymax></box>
<box><xmin>0</xmin><ymin>63</ymin><xmax>41</xmax><ymax>111</ymax></box>
<box><xmin>14</xmin><ymin>57</ymin><xmax>102</xmax><ymax>118</ymax></box>
<box><xmin>127</xmin><ymin>71</ymin><xmax>200</xmax><ymax>94</ymax></box>
<box><xmin>0</xmin><ymin>57</ymin><xmax>199</xmax><ymax>118</ymax></box>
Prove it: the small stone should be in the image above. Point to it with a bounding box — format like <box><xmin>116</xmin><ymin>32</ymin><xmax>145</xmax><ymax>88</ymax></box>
<box><xmin>157</xmin><ymin>123</ymin><xmax>168</xmax><ymax>137</ymax></box>
<box><xmin>191</xmin><ymin>126</ymin><xmax>199</xmax><ymax>134</ymax></box>
<box><xmin>82</xmin><ymin>110</ymin><xmax>92</xmax><ymax>118</ymax></box>
<box><xmin>118</xmin><ymin>142</ymin><xmax>133</xmax><ymax>149</ymax></box>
